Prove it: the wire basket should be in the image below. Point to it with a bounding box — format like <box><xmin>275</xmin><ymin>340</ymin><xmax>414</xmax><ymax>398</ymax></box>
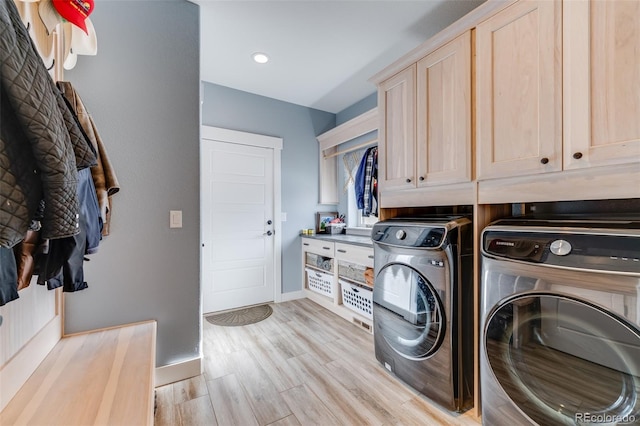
<box><xmin>340</xmin><ymin>279</ymin><xmax>373</xmax><ymax>319</ymax></box>
<box><xmin>305</xmin><ymin>253</ymin><xmax>333</xmax><ymax>272</ymax></box>
<box><xmin>338</xmin><ymin>261</ymin><xmax>373</xmax><ymax>286</ymax></box>
<box><xmin>306</xmin><ymin>268</ymin><xmax>334</xmax><ymax>297</ymax></box>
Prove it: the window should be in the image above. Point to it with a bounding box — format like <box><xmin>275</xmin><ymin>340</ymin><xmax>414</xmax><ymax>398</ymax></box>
<box><xmin>345</xmin><ymin>150</ymin><xmax>378</xmax><ymax>229</ymax></box>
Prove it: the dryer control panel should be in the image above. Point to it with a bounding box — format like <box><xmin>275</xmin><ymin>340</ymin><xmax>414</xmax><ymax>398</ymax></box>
<box><xmin>483</xmin><ymin>226</ymin><xmax>640</xmax><ymax>274</ymax></box>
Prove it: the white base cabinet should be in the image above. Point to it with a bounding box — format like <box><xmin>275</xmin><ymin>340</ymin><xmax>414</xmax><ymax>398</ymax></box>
<box><xmin>301</xmin><ymin>237</ymin><xmax>374</xmax><ymax>333</ymax></box>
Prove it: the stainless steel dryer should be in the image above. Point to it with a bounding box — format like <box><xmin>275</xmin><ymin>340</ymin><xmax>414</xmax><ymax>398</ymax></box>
<box><xmin>480</xmin><ymin>217</ymin><xmax>640</xmax><ymax>426</ymax></box>
<box><xmin>372</xmin><ymin>216</ymin><xmax>474</xmax><ymax>412</ymax></box>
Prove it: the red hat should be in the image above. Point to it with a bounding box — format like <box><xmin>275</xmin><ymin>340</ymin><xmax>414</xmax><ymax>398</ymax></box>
<box><xmin>52</xmin><ymin>0</ymin><xmax>94</xmax><ymax>34</ymax></box>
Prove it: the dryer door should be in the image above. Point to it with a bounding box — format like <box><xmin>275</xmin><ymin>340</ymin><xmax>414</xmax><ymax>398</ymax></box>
<box><xmin>485</xmin><ymin>294</ymin><xmax>640</xmax><ymax>425</ymax></box>
<box><xmin>373</xmin><ymin>263</ymin><xmax>445</xmax><ymax>360</ymax></box>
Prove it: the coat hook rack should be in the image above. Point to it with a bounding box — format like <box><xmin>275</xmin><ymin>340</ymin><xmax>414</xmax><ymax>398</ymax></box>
<box><xmin>14</xmin><ymin>0</ymin><xmax>97</xmax><ymax>81</ymax></box>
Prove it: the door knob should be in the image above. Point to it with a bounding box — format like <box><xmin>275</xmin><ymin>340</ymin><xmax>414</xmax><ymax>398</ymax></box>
<box><xmin>264</xmin><ymin>230</ymin><xmax>273</xmax><ymax>236</ymax></box>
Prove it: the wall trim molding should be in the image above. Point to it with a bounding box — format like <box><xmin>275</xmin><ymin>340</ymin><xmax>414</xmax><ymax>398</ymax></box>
<box><xmin>202</xmin><ymin>125</ymin><xmax>283</xmax><ymax>150</ymax></box>
<box><xmin>317</xmin><ymin>107</ymin><xmax>378</xmax><ymax>151</ymax></box>
<box><xmin>155</xmin><ymin>356</ymin><xmax>202</xmax><ymax>387</ymax></box>
<box><xmin>279</xmin><ymin>291</ymin><xmax>305</xmax><ymax>302</ymax></box>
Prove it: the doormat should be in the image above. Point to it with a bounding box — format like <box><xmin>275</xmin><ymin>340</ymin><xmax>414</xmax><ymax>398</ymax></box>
<box><xmin>205</xmin><ymin>304</ymin><xmax>273</xmax><ymax>327</ymax></box>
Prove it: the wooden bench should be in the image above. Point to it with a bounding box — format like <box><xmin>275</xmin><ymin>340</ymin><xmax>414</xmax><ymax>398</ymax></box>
<box><xmin>0</xmin><ymin>320</ymin><xmax>156</xmax><ymax>426</ymax></box>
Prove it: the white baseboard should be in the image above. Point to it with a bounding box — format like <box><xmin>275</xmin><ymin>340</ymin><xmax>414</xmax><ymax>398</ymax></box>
<box><xmin>279</xmin><ymin>290</ymin><xmax>305</xmax><ymax>302</ymax></box>
<box><xmin>155</xmin><ymin>356</ymin><xmax>202</xmax><ymax>387</ymax></box>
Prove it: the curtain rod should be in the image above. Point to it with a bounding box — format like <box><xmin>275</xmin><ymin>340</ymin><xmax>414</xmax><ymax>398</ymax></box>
<box><xmin>323</xmin><ymin>137</ymin><xmax>377</xmax><ymax>159</ymax></box>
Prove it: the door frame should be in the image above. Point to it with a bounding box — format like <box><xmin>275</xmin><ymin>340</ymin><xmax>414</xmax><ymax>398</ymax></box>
<box><xmin>200</xmin><ymin>125</ymin><xmax>283</xmax><ymax>309</ymax></box>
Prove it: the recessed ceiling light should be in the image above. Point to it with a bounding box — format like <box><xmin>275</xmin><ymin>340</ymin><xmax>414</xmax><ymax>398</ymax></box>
<box><xmin>252</xmin><ymin>52</ymin><xmax>269</xmax><ymax>64</ymax></box>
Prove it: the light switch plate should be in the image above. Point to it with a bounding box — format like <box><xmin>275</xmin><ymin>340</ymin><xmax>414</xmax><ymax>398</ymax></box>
<box><xmin>170</xmin><ymin>210</ymin><xmax>182</xmax><ymax>228</ymax></box>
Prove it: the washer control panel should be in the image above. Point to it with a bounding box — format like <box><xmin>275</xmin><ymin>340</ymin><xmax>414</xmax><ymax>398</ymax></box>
<box><xmin>373</xmin><ymin>225</ymin><xmax>446</xmax><ymax>248</ymax></box>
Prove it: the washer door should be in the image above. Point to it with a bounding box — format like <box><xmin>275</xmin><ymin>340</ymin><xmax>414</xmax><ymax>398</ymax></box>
<box><xmin>373</xmin><ymin>263</ymin><xmax>445</xmax><ymax>360</ymax></box>
<box><xmin>485</xmin><ymin>294</ymin><xmax>640</xmax><ymax>425</ymax></box>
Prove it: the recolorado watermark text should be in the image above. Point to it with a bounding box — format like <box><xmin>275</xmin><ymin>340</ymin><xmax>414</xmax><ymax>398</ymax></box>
<box><xmin>575</xmin><ymin>413</ymin><xmax>636</xmax><ymax>424</ymax></box>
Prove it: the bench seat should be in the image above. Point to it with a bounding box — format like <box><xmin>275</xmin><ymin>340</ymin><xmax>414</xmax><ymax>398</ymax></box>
<box><xmin>0</xmin><ymin>320</ymin><xmax>156</xmax><ymax>426</ymax></box>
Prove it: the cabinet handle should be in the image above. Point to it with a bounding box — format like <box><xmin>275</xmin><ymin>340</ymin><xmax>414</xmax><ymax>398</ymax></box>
<box><xmin>368</xmin><ymin>255</ymin><xmax>374</xmax><ymax>259</ymax></box>
<box><xmin>337</xmin><ymin>249</ymin><xmax>347</xmax><ymax>253</ymax></box>
<box><xmin>323</xmin><ymin>246</ymin><xmax>331</xmax><ymax>250</ymax></box>
<box><xmin>573</xmin><ymin>152</ymin><xmax>583</xmax><ymax>159</ymax></box>
<box><xmin>418</xmin><ymin>176</ymin><xmax>425</xmax><ymax>181</ymax></box>
<box><xmin>303</xmin><ymin>243</ymin><xmax>309</xmax><ymax>246</ymax></box>
<box><xmin>405</xmin><ymin>178</ymin><xmax>412</xmax><ymax>183</ymax></box>
<box><xmin>540</xmin><ymin>157</ymin><xmax>549</xmax><ymax>165</ymax></box>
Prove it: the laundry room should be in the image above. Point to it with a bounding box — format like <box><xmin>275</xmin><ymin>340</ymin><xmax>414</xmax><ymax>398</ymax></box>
<box><xmin>1</xmin><ymin>0</ymin><xmax>639</xmax><ymax>425</ymax></box>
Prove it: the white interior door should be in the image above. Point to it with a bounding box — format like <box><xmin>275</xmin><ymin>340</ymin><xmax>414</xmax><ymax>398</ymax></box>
<box><xmin>201</xmin><ymin>127</ymin><xmax>282</xmax><ymax>314</ymax></box>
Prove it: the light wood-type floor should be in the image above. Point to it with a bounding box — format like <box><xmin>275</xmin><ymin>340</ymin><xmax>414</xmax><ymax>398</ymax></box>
<box><xmin>154</xmin><ymin>299</ymin><xmax>481</xmax><ymax>426</ymax></box>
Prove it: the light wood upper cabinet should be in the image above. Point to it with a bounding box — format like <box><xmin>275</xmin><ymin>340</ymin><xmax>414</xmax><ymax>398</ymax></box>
<box><xmin>375</xmin><ymin>0</ymin><xmax>638</xmax><ymax>205</ymax></box>
<box><xmin>378</xmin><ymin>65</ymin><xmax>416</xmax><ymax>191</ymax></box>
<box><xmin>476</xmin><ymin>0</ymin><xmax>562</xmax><ymax>180</ymax></box>
<box><xmin>563</xmin><ymin>0</ymin><xmax>640</xmax><ymax>170</ymax></box>
<box><xmin>378</xmin><ymin>32</ymin><xmax>472</xmax><ymax>194</ymax></box>
<box><xmin>417</xmin><ymin>31</ymin><xmax>472</xmax><ymax>186</ymax></box>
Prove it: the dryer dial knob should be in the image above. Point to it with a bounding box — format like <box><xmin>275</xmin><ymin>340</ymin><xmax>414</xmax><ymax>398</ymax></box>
<box><xmin>395</xmin><ymin>230</ymin><xmax>407</xmax><ymax>240</ymax></box>
<box><xmin>550</xmin><ymin>239</ymin><xmax>572</xmax><ymax>256</ymax></box>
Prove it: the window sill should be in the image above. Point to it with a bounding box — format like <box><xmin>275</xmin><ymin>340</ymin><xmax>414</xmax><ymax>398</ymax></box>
<box><xmin>345</xmin><ymin>227</ymin><xmax>373</xmax><ymax>237</ymax></box>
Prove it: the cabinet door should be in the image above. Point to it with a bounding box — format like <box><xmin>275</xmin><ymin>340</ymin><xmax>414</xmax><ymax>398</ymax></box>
<box><xmin>564</xmin><ymin>0</ymin><xmax>640</xmax><ymax>170</ymax></box>
<box><xmin>378</xmin><ymin>65</ymin><xmax>416</xmax><ymax>191</ymax></box>
<box><xmin>476</xmin><ymin>0</ymin><xmax>562</xmax><ymax>179</ymax></box>
<box><xmin>416</xmin><ymin>31</ymin><xmax>472</xmax><ymax>186</ymax></box>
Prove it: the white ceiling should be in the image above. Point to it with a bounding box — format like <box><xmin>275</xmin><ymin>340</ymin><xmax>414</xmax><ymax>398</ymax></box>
<box><xmin>193</xmin><ymin>0</ymin><xmax>485</xmax><ymax>114</ymax></box>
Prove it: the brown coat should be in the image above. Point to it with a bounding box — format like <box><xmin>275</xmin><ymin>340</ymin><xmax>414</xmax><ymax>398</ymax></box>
<box><xmin>57</xmin><ymin>81</ymin><xmax>120</xmax><ymax>235</ymax></box>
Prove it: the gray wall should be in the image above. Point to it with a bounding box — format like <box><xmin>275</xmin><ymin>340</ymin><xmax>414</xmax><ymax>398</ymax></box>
<box><xmin>64</xmin><ymin>0</ymin><xmax>201</xmax><ymax>367</ymax></box>
<box><xmin>336</xmin><ymin>92</ymin><xmax>377</xmax><ymax>126</ymax></box>
<box><xmin>201</xmin><ymin>83</ymin><xmax>335</xmax><ymax>294</ymax></box>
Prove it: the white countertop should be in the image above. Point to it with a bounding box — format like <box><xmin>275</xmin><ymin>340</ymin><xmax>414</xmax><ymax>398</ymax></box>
<box><xmin>301</xmin><ymin>233</ymin><xmax>373</xmax><ymax>248</ymax></box>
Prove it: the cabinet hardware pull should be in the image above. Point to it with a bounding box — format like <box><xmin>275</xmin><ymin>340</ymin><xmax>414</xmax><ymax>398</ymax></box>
<box><xmin>419</xmin><ymin>176</ymin><xmax>425</xmax><ymax>181</ymax></box>
<box><xmin>303</xmin><ymin>243</ymin><xmax>309</xmax><ymax>246</ymax></box>
<box><xmin>323</xmin><ymin>246</ymin><xmax>331</xmax><ymax>250</ymax></box>
<box><xmin>337</xmin><ymin>249</ymin><xmax>347</xmax><ymax>253</ymax></box>
<box><xmin>540</xmin><ymin>157</ymin><xmax>549</xmax><ymax>164</ymax></box>
<box><xmin>368</xmin><ymin>255</ymin><xmax>374</xmax><ymax>259</ymax></box>
<box><xmin>573</xmin><ymin>152</ymin><xmax>583</xmax><ymax>159</ymax></box>
<box><xmin>405</xmin><ymin>178</ymin><xmax>412</xmax><ymax>183</ymax></box>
